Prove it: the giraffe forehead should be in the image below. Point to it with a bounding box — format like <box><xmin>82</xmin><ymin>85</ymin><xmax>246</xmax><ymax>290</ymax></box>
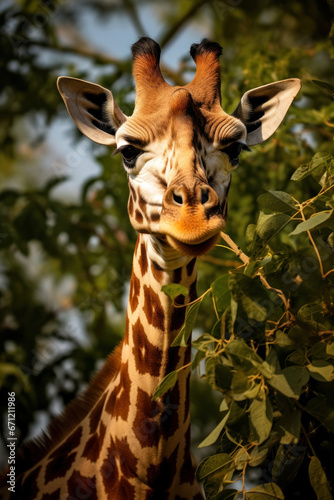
<box><xmin>117</xmin><ymin>94</ymin><xmax>245</xmax><ymax>149</ymax></box>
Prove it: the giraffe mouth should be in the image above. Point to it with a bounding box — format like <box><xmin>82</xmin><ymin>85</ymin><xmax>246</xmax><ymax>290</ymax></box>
<box><xmin>165</xmin><ymin>233</ymin><xmax>221</xmax><ymax>256</ymax></box>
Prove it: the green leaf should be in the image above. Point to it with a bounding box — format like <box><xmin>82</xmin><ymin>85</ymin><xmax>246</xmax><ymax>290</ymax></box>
<box><xmin>306</xmin><ymin>396</ymin><xmax>334</xmax><ymax>432</ymax></box>
<box><xmin>214</xmin><ymin>490</ymin><xmax>238</xmax><ymax>500</ymax></box>
<box><xmin>309</xmin><ymin>456</ymin><xmax>333</xmax><ymax>500</ymax></box>
<box><xmin>272</xmin><ymin>443</ymin><xmax>305</xmax><ymax>487</ymax></box>
<box><xmin>312</xmin><ymin>79</ymin><xmax>334</xmax><ymax>98</ymax></box>
<box><xmin>250</xmin><ymin>397</ymin><xmax>273</xmax><ymax>445</ymax></box>
<box><xmin>231</xmin><ymin>372</ymin><xmax>261</xmax><ymax>401</ymax></box>
<box><xmin>152</xmin><ymin>370</ymin><xmax>178</xmax><ymax>400</ymax></box>
<box><xmin>205</xmin><ymin>358</ymin><xmax>233</xmax><ymax>392</ymax></box>
<box><xmin>268</xmin><ymin>366</ymin><xmax>309</xmax><ymax>399</ymax></box>
<box><xmin>171</xmin><ymin>300</ymin><xmax>201</xmax><ymax>347</ymax></box>
<box><xmin>277</xmin><ymin>410</ymin><xmax>301</xmax><ymax>445</ymax></box>
<box><xmin>198</xmin><ymin>410</ymin><xmax>230</xmax><ymax>448</ymax></box>
<box><xmin>191</xmin><ymin>349</ymin><xmax>206</xmax><ymax>369</ymax></box>
<box><xmin>326</xmin><ymin>343</ymin><xmax>334</xmax><ymax>356</ymax></box>
<box><xmin>245</xmin><ymin>483</ymin><xmax>284</xmax><ymax>499</ymax></box>
<box><xmin>308</xmin><ymin>360</ymin><xmax>334</xmax><ymax>382</ymax></box>
<box><xmin>290</xmin><ymin>210</ymin><xmax>333</xmax><ymax>235</ymax></box>
<box><xmin>161</xmin><ymin>283</ymin><xmax>189</xmax><ymax>301</ymax></box>
<box><xmin>211</xmin><ymin>274</ymin><xmax>230</xmax><ymax>314</ymax></box>
<box><xmin>291</xmin><ymin>153</ymin><xmax>333</xmax><ymax>181</ymax></box>
<box><xmin>225</xmin><ymin>339</ymin><xmax>263</xmax><ymax>374</ymax></box>
<box><xmin>228</xmin><ymin>274</ymin><xmax>269</xmax><ymax>323</ymax></box>
<box><xmin>196</xmin><ymin>453</ymin><xmax>234</xmax><ymax>482</ymax></box>
<box><xmin>258</xmin><ymin>190</ymin><xmax>298</xmax><ymax>213</ymax></box>
<box><xmin>256</xmin><ymin>213</ymin><xmax>291</xmax><ymax>242</ymax></box>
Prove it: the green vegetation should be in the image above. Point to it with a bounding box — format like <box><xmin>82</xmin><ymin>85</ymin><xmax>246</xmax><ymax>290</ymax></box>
<box><xmin>0</xmin><ymin>1</ymin><xmax>333</xmax><ymax>498</ymax></box>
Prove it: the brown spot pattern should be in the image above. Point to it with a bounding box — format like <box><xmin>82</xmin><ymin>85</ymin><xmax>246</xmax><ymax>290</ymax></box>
<box><xmin>129</xmin><ymin>183</ymin><xmax>137</xmax><ymax>202</ymax></box>
<box><xmin>147</xmin><ymin>444</ymin><xmax>178</xmax><ymax>491</ymax></box>
<box><xmin>133</xmin><ymin>388</ymin><xmax>160</xmax><ymax>448</ymax></box>
<box><xmin>21</xmin><ymin>466</ymin><xmax>41</xmax><ymax>500</ymax></box>
<box><xmin>173</xmin><ymin>267</ymin><xmax>183</xmax><ymax>284</ymax></box>
<box><xmin>179</xmin><ymin>426</ymin><xmax>195</xmax><ymax>485</ymax></box>
<box><xmin>89</xmin><ymin>393</ymin><xmax>107</xmax><ymax>434</ymax></box>
<box><xmin>186</xmin><ymin>258</ymin><xmax>196</xmax><ymax>276</ymax></box>
<box><xmin>128</xmin><ymin>196</ymin><xmax>134</xmax><ymax>217</ymax></box>
<box><xmin>151</xmin><ymin>212</ymin><xmax>160</xmax><ymax>222</ymax></box>
<box><xmin>151</xmin><ymin>260</ymin><xmax>164</xmax><ymax>283</ymax></box>
<box><xmin>67</xmin><ymin>470</ymin><xmax>97</xmax><ymax>500</ymax></box>
<box><xmin>189</xmin><ymin>279</ymin><xmax>197</xmax><ymax>302</ymax></box>
<box><xmin>135</xmin><ymin>209</ymin><xmax>143</xmax><ymax>223</ymax></box>
<box><xmin>49</xmin><ymin>426</ymin><xmax>82</xmax><ymax>460</ymax></box>
<box><xmin>170</xmin><ymin>303</ymin><xmax>186</xmax><ymax>332</ymax></box>
<box><xmin>143</xmin><ymin>285</ymin><xmax>165</xmax><ymax>328</ymax></box>
<box><xmin>132</xmin><ymin>318</ymin><xmax>162</xmax><ymax>376</ymax></box>
<box><xmin>139</xmin><ymin>242</ymin><xmax>148</xmax><ymax>276</ymax></box>
<box><xmin>129</xmin><ymin>271</ymin><xmax>140</xmax><ymax>313</ymax></box>
<box><xmin>115</xmin><ymin>436</ymin><xmax>138</xmax><ymax>478</ymax></box>
<box><xmin>45</xmin><ymin>451</ymin><xmax>76</xmax><ymax>484</ymax></box>
<box><xmin>166</xmin><ymin>346</ymin><xmax>181</xmax><ymax>373</ymax></box>
<box><xmin>82</xmin><ymin>433</ymin><xmax>100</xmax><ymax>463</ymax></box>
<box><xmin>99</xmin><ymin>421</ymin><xmax>106</xmax><ymax>443</ymax></box>
<box><xmin>105</xmin><ymin>362</ymin><xmax>131</xmax><ymax>421</ymax></box>
<box><xmin>161</xmin><ymin>382</ymin><xmax>180</xmax><ymax>440</ymax></box>
<box><xmin>102</xmin><ymin>439</ymin><xmax>136</xmax><ymax>500</ymax></box>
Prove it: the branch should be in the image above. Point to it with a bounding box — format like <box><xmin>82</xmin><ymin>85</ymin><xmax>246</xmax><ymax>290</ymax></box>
<box><xmin>27</xmin><ymin>39</ymin><xmax>187</xmax><ymax>85</ymax></box>
<box><xmin>158</xmin><ymin>0</ymin><xmax>208</xmax><ymax>49</ymax></box>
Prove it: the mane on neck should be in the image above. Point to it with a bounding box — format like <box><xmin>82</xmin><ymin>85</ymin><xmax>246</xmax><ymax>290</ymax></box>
<box><xmin>12</xmin><ymin>344</ymin><xmax>123</xmax><ymax>476</ymax></box>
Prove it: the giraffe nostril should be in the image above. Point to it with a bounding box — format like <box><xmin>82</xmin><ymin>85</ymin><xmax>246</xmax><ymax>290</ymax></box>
<box><xmin>173</xmin><ymin>192</ymin><xmax>183</xmax><ymax>205</ymax></box>
<box><xmin>201</xmin><ymin>189</ymin><xmax>209</xmax><ymax>205</ymax></box>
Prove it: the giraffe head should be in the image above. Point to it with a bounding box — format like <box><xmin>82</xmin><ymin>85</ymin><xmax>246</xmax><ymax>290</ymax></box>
<box><xmin>57</xmin><ymin>38</ymin><xmax>300</xmax><ymax>256</ymax></box>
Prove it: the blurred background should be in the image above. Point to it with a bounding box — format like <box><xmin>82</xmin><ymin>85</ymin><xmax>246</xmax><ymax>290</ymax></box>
<box><xmin>0</xmin><ymin>0</ymin><xmax>333</xmax><ymax>473</ymax></box>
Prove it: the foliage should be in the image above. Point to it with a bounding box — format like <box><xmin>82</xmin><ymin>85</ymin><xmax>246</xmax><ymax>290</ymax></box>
<box><xmin>0</xmin><ymin>0</ymin><xmax>334</xmax><ymax>498</ymax></box>
<box><xmin>159</xmin><ymin>153</ymin><xmax>334</xmax><ymax>498</ymax></box>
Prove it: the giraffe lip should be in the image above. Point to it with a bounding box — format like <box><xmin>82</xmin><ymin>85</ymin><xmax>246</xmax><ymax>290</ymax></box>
<box><xmin>165</xmin><ymin>233</ymin><xmax>220</xmax><ymax>256</ymax></box>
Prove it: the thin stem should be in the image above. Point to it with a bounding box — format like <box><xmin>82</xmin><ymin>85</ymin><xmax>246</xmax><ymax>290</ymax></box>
<box><xmin>299</xmin><ymin>206</ymin><xmax>324</xmax><ymax>277</ymax></box>
<box><xmin>301</xmin><ymin>423</ymin><xmax>317</xmax><ymax>457</ymax></box>
<box><xmin>159</xmin><ymin>0</ymin><xmax>207</xmax><ymax>49</ymax></box>
<box><xmin>220</xmin><ymin>232</ymin><xmax>250</xmax><ymax>265</ymax></box>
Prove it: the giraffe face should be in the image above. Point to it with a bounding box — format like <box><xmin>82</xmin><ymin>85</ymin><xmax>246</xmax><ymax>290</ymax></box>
<box><xmin>114</xmin><ymin>90</ymin><xmax>248</xmax><ymax>256</ymax></box>
<box><xmin>57</xmin><ymin>38</ymin><xmax>301</xmax><ymax>256</ymax></box>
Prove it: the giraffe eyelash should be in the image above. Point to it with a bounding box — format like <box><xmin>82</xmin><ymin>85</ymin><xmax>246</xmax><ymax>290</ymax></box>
<box><xmin>221</xmin><ymin>142</ymin><xmax>251</xmax><ymax>166</ymax></box>
<box><xmin>113</xmin><ymin>144</ymin><xmax>144</xmax><ymax>169</ymax></box>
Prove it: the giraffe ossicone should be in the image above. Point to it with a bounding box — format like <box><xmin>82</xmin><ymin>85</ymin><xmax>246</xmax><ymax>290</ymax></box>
<box><xmin>0</xmin><ymin>38</ymin><xmax>300</xmax><ymax>499</ymax></box>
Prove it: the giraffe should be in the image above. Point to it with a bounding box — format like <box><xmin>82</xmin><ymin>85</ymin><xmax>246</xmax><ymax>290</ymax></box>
<box><xmin>0</xmin><ymin>37</ymin><xmax>301</xmax><ymax>500</ymax></box>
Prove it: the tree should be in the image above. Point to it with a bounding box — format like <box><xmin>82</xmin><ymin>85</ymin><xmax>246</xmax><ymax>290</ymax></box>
<box><xmin>0</xmin><ymin>1</ymin><xmax>333</xmax><ymax>498</ymax></box>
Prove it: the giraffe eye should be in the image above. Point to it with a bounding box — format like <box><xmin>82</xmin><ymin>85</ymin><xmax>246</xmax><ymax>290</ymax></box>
<box><xmin>121</xmin><ymin>145</ymin><xmax>143</xmax><ymax>168</ymax></box>
<box><xmin>222</xmin><ymin>142</ymin><xmax>251</xmax><ymax>166</ymax></box>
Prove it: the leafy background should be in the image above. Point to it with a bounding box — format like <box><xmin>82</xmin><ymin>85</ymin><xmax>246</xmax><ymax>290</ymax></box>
<box><xmin>0</xmin><ymin>1</ymin><xmax>333</xmax><ymax>498</ymax></box>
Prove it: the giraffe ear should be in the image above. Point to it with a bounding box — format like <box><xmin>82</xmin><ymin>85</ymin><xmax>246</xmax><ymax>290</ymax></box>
<box><xmin>57</xmin><ymin>77</ymin><xmax>127</xmax><ymax>147</ymax></box>
<box><xmin>232</xmin><ymin>78</ymin><xmax>301</xmax><ymax>146</ymax></box>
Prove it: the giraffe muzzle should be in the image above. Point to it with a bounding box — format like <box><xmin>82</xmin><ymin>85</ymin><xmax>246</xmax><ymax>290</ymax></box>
<box><xmin>160</xmin><ymin>183</ymin><xmax>226</xmax><ymax>255</ymax></box>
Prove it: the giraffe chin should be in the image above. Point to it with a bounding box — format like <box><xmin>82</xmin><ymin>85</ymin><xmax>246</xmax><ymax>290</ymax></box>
<box><xmin>165</xmin><ymin>233</ymin><xmax>220</xmax><ymax>256</ymax></box>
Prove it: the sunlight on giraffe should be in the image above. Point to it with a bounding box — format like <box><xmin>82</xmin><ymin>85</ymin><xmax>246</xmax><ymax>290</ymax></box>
<box><xmin>0</xmin><ymin>37</ymin><xmax>300</xmax><ymax>499</ymax></box>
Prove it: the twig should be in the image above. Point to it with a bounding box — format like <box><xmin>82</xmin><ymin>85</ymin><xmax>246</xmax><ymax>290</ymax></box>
<box><xmin>220</xmin><ymin>232</ymin><xmax>249</xmax><ymax>265</ymax></box>
<box><xmin>199</xmin><ymin>254</ymin><xmax>240</xmax><ymax>268</ymax></box>
<box><xmin>159</xmin><ymin>0</ymin><xmax>208</xmax><ymax>49</ymax></box>
<box><xmin>299</xmin><ymin>206</ymin><xmax>325</xmax><ymax>277</ymax></box>
<box><xmin>220</xmin><ymin>232</ymin><xmax>293</xmax><ymax>319</ymax></box>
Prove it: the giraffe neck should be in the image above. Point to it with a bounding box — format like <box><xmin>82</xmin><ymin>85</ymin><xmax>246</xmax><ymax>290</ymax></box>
<box><xmin>116</xmin><ymin>233</ymin><xmax>199</xmax><ymax>495</ymax></box>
